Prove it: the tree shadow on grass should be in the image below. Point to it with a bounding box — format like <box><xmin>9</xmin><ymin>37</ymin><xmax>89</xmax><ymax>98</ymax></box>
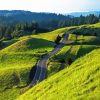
<box><xmin>76</xmin><ymin>46</ymin><xmax>100</xmax><ymax>58</ymax></box>
<box><xmin>28</xmin><ymin>66</ymin><xmax>37</xmax><ymax>84</ymax></box>
<box><xmin>1</xmin><ymin>39</ymin><xmax>18</xmax><ymax>50</ymax></box>
<box><xmin>26</xmin><ymin>38</ymin><xmax>55</xmax><ymax>49</ymax></box>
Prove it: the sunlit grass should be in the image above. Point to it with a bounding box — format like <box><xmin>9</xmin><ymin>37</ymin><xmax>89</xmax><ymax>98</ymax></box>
<box><xmin>18</xmin><ymin>48</ymin><xmax>100</xmax><ymax>100</ymax></box>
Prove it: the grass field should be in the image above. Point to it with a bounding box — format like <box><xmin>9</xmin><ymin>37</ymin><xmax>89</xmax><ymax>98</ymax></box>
<box><xmin>0</xmin><ymin>23</ymin><xmax>100</xmax><ymax>100</ymax></box>
<box><xmin>18</xmin><ymin>48</ymin><xmax>100</xmax><ymax>100</ymax></box>
<box><xmin>0</xmin><ymin>27</ymin><xmax>68</xmax><ymax>100</ymax></box>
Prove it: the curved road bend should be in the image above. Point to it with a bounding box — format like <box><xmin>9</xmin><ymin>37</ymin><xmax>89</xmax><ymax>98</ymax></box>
<box><xmin>29</xmin><ymin>31</ymin><xmax>73</xmax><ymax>88</ymax></box>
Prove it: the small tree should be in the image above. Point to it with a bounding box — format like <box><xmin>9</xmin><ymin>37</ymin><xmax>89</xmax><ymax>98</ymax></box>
<box><xmin>0</xmin><ymin>40</ymin><xmax>3</xmax><ymax>49</ymax></box>
<box><xmin>68</xmin><ymin>58</ymin><xmax>73</xmax><ymax>65</ymax></box>
<box><xmin>55</xmin><ymin>35</ymin><xmax>61</xmax><ymax>44</ymax></box>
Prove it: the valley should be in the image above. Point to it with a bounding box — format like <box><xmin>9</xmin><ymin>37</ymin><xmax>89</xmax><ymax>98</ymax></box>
<box><xmin>0</xmin><ymin>22</ymin><xmax>100</xmax><ymax>100</ymax></box>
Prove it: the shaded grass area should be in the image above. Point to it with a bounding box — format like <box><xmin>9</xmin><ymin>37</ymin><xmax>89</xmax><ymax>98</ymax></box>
<box><xmin>0</xmin><ymin>26</ymin><xmax>67</xmax><ymax>51</ymax></box>
<box><xmin>47</xmin><ymin>45</ymin><xmax>81</xmax><ymax>76</ymax></box>
<box><xmin>47</xmin><ymin>33</ymin><xmax>100</xmax><ymax>76</ymax></box>
<box><xmin>73</xmin><ymin>22</ymin><xmax>100</xmax><ymax>36</ymax></box>
<box><xmin>0</xmin><ymin>67</ymin><xmax>31</xmax><ymax>91</ymax></box>
<box><xmin>77</xmin><ymin>45</ymin><xmax>100</xmax><ymax>58</ymax></box>
<box><xmin>1</xmin><ymin>38</ymin><xmax>54</xmax><ymax>53</ymax></box>
<box><xmin>1</xmin><ymin>39</ymin><xmax>18</xmax><ymax>50</ymax></box>
<box><xmin>18</xmin><ymin>48</ymin><xmax>100</xmax><ymax>100</ymax></box>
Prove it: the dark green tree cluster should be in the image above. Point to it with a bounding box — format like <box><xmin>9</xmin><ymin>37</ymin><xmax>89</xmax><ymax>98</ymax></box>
<box><xmin>74</xmin><ymin>27</ymin><xmax>100</xmax><ymax>36</ymax></box>
<box><xmin>58</xmin><ymin>14</ymin><xmax>100</xmax><ymax>28</ymax></box>
<box><xmin>55</xmin><ymin>35</ymin><xmax>62</xmax><ymax>44</ymax></box>
<box><xmin>0</xmin><ymin>40</ymin><xmax>3</xmax><ymax>49</ymax></box>
<box><xmin>0</xmin><ymin>13</ymin><xmax>100</xmax><ymax>40</ymax></box>
<box><xmin>0</xmin><ymin>22</ymin><xmax>49</xmax><ymax>40</ymax></box>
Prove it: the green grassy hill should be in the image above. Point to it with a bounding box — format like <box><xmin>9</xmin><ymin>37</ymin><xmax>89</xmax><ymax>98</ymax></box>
<box><xmin>18</xmin><ymin>48</ymin><xmax>100</xmax><ymax>100</ymax></box>
<box><xmin>0</xmin><ymin>27</ymin><xmax>68</xmax><ymax>100</ymax></box>
<box><xmin>0</xmin><ymin>23</ymin><xmax>100</xmax><ymax>100</ymax></box>
<box><xmin>48</xmin><ymin>33</ymin><xmax>100</xmax><ymax>76</ymax></box>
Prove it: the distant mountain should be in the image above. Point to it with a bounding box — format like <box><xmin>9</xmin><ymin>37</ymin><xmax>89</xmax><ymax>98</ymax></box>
<box><xmin>0</xmin><ymin>10</ymin><xmax>72</xmax><ymax>29</ymax></box>
<box><xmin>0</xmin><ymin>10</ymin><xmax>71</xmax><ymax>22</ymax></box>
<box><xmin>66</xmin><ymin>11</ymin><xmax>100</xmax><ymax>17</ymax></box>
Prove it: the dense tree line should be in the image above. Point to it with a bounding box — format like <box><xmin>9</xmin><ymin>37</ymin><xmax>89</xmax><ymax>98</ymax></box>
<box><xmin>0</xmin><ymin>11</ymin><xmax>100</xmax><ymax>40</ymax></box>
<box><xmin>0</xmin><ymin>22</ymin><xmax>49</xmax><ymax>40</ymax></box>
<box><xmin>0</xmin><ymin>40</ymin><xmax>3</xmax><ymax>49</ymax></box>
<box><xmin>0</xmin><ymin>11</ymin><xmax>100</xmax><ymax>29</ymax></box>
<box><xmin>0</xmin><ymin>10</ymin><xmax>70</xmax><ymax>29</ymax></box>
<box><xmin>58</xmin><ymin>14</ymin><xmax>100</xmax><ymax>28</ymax></box>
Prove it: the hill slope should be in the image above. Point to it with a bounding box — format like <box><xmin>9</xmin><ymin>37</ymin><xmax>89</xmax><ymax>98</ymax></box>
<box><xmin>0</xmin><ymin>23</ymin><xmax>100</xmax><ymax>100</ymax></box>
<box><xmin>0</xmin><ymin>10</ymin><xmax>69</xmax><ymax>29</ymax></box>
<box><xmin>18</xmin><ymin>48</ymin><xmax>100</xmax><ymax>100</ymax></box>
<box><xmin>0</xmin><ymin>27</ymin><xmax>68</xmax><ymax>100</ymax></box>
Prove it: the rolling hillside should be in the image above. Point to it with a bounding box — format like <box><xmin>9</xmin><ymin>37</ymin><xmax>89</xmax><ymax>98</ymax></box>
<box><xmin>0</xmin><ymin>27</ymin><xmax>67</xmax><ymax>100</ymax></box>
<box><xmin>18</xmin><ymin>48</ymin><xmax>100</xmax><ymax>100</ymax></box>
<box><xmin>0</xmin><ymin>23</ymin><xmax>100</xmax><ymax>100</ymax></box>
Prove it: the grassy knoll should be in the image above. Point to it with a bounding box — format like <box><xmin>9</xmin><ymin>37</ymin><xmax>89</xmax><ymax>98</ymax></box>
<box><xmin>0</xmin><ymin>27</ymin><xmax>68</xmax><ymax>100</ymax></box>
<box><xmin>18</xmin><ymin>48</ymin><xmax>100</xmax><ymax>100</ymax></box>
<box><xmin>0</xmin><ymin>37</ymin><xmax>55</xmax><ymax>100</ymax></box>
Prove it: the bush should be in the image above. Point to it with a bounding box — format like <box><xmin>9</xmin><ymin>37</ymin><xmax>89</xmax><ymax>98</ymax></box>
<box><xmin>0</xmin><ymin>40</ymin><xmax>3</xmax><ymax>49</ymax></box>
<box><xmin>55</xmin><ymin>35</ymin><xmax>61</xmax><ymax>44</ymax></box>
<box><xmin>74</xmin><ymin>27</ymin><xmax>100</xmax><ymax>36</ymax></box>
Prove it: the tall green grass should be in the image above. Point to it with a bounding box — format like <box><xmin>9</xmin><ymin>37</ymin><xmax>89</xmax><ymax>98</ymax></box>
<box><xmin>18</xmin><ymin>48</ymin><xmax>100</xmax><ymax>100</ymax></box>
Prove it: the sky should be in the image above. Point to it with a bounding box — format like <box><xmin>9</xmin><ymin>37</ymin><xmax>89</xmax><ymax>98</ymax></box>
<box><xmin>0</xmin><ymin>0</ymin><xmax>100</xmax><ymax>14</ymax></box>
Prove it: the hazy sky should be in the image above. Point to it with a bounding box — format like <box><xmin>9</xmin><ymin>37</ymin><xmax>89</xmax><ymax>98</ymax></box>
<box><xmin>0</xmin><ymin>0</ymin><xmax>100</xmax><ymax>14</ymax></box>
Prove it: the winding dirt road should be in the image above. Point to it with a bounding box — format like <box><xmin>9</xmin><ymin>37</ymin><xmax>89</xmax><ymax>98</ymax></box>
<box><xmin>29</xmin><ymin>31</ymin><xmax>71</xmax><ymax>88</ymax></box>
